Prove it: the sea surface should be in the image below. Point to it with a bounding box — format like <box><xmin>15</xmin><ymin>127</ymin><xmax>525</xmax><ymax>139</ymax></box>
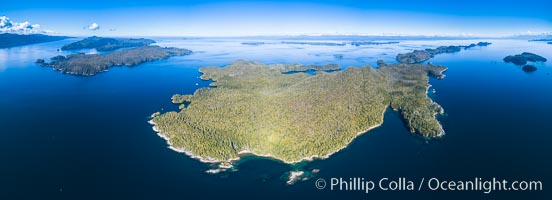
<box><xmin>0</xmin><ymin>37</ymin><xmax>550</xmax><ymax>199</ymax></box>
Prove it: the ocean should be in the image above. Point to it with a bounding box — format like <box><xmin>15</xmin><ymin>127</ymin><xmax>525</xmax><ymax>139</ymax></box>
<box><xmin>0</xmin><ymin>37</ymin><xmax>550</xmax><ymax>199</ymax></box>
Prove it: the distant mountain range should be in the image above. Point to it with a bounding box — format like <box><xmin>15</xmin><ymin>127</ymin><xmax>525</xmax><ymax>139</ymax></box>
<box><xmin>0</xmin><ymin>33</ymin><xmax>70</xmax><ymax>48</ymax></box>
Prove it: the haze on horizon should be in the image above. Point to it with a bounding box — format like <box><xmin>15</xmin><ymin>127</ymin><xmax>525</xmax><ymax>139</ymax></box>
<box><xmin>2</xmin><ymin>0</ymin><xmax>551</xmax><ymax>37</ymax></box>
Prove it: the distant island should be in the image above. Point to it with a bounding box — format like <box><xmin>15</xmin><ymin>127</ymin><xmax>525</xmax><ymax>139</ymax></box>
<box><xmin>61</xmin><ymin>36</ymin><xmax>155</xmax><ymax>51</ymax></box>
<box><xmin>528</xmin><ymin>39</ymin><xmax>552</xmax><ymax>46</ymax></box>
<box><xmin>281</xmin><ymin>41</ymin><xmax>346</xmax><ymax>46</ymax></box>
<box><xmin>0</xmin><ymin>33</ymin><xmax>70</xmax><ymax>48</ymax></box>
<box><xmin>241</xmin><ymin>42</ymin><xmax>265</xmax><ymax>46</ymax></box>
<box><xmin>350</xmin><ymin>41</ymin><xmax>399</xmax><ymax>46</ymax></box>
<box><xmin>150</xmin><ymin>59</ymin><xmax>446</xmax><ymax>168</ymax></box>
<box><xmin>528</xmin><ymin>39</ymin><xmax>552</xmax><ymax>42</ymax></box>
<box><xmin>240</xmin><ymin>41</ymin><xmax>400</xmax><ymax>47</ymax></box>
<box><xmin>396</xmin><ymin>42</ymin><xmax>491</xmax><ymax>64</ymax></box>
<box><xmin>503</xmin><ymin>52</ymin><xmax>547</xmax><ymax>65</ymax></box>
<box><xmin>37</xmin><ymin>45</ymin><xmax>191</xmax><ymax>75</ymax></box>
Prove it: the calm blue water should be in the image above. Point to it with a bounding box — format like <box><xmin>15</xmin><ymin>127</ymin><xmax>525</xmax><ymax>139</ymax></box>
<box><xmin>0</xmin><ymin>38</ymin><xmax>550</xmax><ymax>199</ymax></box>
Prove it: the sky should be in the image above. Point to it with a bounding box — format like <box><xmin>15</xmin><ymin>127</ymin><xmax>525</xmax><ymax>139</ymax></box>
<box><xmin>1</xmin><ymin>0</ymin><xmax>552</xmax><ymax>37</ymax></box>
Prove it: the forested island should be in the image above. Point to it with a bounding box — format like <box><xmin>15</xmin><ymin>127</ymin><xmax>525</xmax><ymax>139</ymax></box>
<box><xmin>396</xmin><ymin>42</ymin><xmax>491</xmax><ymax>64</ymax></box>
<box><xmin>61</xmin><ymin>36</ymin><xmax>155</xmax><ymax>51</ymax></box>
<box><xmin>0</xmin><ymin>33</ymin><xmax>69</xmax><ymax>48</ymax></box>
<box><xmin>37</xmin><ymin>46</ymin><xmax>191</xmax><ymax>75</ymax></box>
<box><xmin>503</xmin><ymin>52</ymin><xmax>547</xmax><ymax>65</ymax></box>
<box><xmin>150</xmin><ymin>59</ymin><xmax>446</xmax><ymax>167</ymax></box>
<box><xmin>269</xmin><ymin>63</ymin><xmax>340</xmax><ymax>73</ymax></box>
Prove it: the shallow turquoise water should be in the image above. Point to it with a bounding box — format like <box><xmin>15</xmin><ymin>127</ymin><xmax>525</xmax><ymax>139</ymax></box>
<box><xmin>0</xmin><ymin>38</ymin><xmax>550</xmax><ymax>199</ymax></box>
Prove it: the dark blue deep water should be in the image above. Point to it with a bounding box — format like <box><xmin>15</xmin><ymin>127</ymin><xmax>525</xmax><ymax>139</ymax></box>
<box><xmin>0</xmin><ymin>38</ymin><xmax>550</xmax><ymax>199</ymax></box>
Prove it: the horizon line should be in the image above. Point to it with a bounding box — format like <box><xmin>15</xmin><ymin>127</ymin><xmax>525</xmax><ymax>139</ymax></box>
<box><xmin>4</xmin><ymin>32</ymin><xmax>552</xmax><ymax>39</ymax></box>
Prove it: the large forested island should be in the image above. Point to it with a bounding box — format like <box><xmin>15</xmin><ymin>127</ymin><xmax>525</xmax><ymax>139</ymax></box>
<box><xmin>503</xmin><ymin>52</ymin><xmax>547</xmax><ymax>65</ymax></box>
<box><xmin>150</xmin><ymin>60</ymin><xmax>446</xmax><ymax>166</ymax></box>
<box><xmin>269</xmin><ymin>63</ymin><xmax>340</xmax><ymax>73</ymax></box>
<box><xmin>396</xmin><ymin>42</ymin><xmax>491</xmax><ymax>64</ymax></box>
<box><xmin>61</xmin><ymin>36</ymin><xmax>155</xmax><ymax>51</ymax></box>
<box><xmin>0</xmin><ymin>33</ymin><xmax>69</xmax><ymax>48</ymax></box>
<box><xmin>37</xmin><ymin>45</ymin><xmax>191</xmax><ymax>75</ymax></box>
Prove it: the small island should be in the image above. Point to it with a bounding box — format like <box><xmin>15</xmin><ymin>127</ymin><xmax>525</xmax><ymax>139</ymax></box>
<box><xmin>61</xmin><ymin>36</ymin><xmax>155</xmax><ymax>51</ymax></box>
<box><xmin>37</xmin><ymin>45</ymin><xmax>191</xmax><ymax>75</ymax></box>
<box><xmin>396</xmin><ymin>42</ymin><xmax>491</xmax><ymax>64</ymax></box>
<box><xmin>503</xmin><ymin>52</ymin><xmax>547</xmax><ymax>65</ymax></box>
<box><xmin>522</xmin><ymin>65</ymin><xmax>537</xmax><ymax>72</ymax></box>
<box><xmin>0</xmin><ymin>33</ymin><xmax>70</xmax><ymax>48</ymax></box>
<box><xmin>150</xmin><ymin>59</ymin><xmax>446</xmax><ymax>168</ymax></box>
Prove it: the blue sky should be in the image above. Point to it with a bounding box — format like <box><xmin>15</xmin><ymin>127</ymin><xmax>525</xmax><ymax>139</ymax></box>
<box><xmin>2</xmin><ymin>0</ymin><xmax>551</xmax><ymax>37</ymax></box>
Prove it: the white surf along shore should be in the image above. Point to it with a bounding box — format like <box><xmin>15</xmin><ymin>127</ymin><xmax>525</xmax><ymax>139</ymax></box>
<box><xmin>148</xmin><ymin>106</ymin><xmax>388</xmax><ymax>170</ymax></box>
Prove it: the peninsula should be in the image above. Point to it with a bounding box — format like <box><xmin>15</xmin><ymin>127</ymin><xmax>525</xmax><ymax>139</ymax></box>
<box><xmin>396</xmin><ymin>42</ymin><xmax>491</xmax><ymax>64</ymax></box>
<box><xmin>37</xmin><ymin>45</ymin><xmax>191</xmax><ymax>75</ymax></box>
<box><xmin>61</xmin><ymin>36</ymin><xmax>155</xmax><ymax>51</ymax></box>
<box><xmin>0</xmin><ymin>33</ymin><xmax>69</xmax><ymax>48</ymax></box>
<box><xmin>150</xmin><ymin>60</ymin><xmax>446</xmax><ymax>167</ymax></box>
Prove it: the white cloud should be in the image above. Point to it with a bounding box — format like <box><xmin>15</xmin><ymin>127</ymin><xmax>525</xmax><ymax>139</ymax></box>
<box><xmin>0</xmin><ymin>16</ymin><xmax>41</xmax><ymax>34</ymax></box>
<box><xmin>87</xmin><ymin>23</ymin><xmax>100</xmax><ymax>31</ymax></box>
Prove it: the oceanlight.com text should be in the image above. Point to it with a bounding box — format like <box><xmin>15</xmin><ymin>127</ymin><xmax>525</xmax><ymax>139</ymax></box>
<box><xmin>314</xmin><ymin>177</ymin><xmax>543</xmax><ymax>194</ymax></box>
